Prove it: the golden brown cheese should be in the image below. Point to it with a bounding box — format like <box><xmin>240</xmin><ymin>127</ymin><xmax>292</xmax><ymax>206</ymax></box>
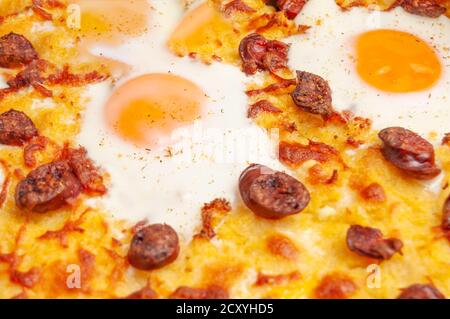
<box><xmin>0</xmin><ymin>0</ymin><xmax>449</xmax><ymax>299</ymax></box>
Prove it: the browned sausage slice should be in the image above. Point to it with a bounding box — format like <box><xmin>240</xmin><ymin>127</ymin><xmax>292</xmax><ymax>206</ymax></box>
<box><xmin>239</xmin><ymin>164</ymin><xmax>310</xmax><ymax>219</ymax></box>
<box><xmin>290</xmin><ymin>70</ymin><xmax>333</xmax><ymax>117</ymax></box>
<box><xmin>0</xmin><ymin>109</ymin><xmax>38</xmax><ymax>146</ymax></box>
<box><xmin>223</xmin><ymin>0</ymin><xmax>256</xmax><ymax>16</ymax></box>
<box><xmin>378</xmin><ymin>127</ymin><xmax>440</xmax><ymax>180</ymax></box>
<box><xmin>0</xmin><ymin>33</ymin><xmax>39</xmax><ymax>68</ymax></box>
<box><xmin>7</xmin><ymin>59</ymin><xmax>47</xmax><ymax>89</ymax></box>
<box><xmin>397</xmin><ymin>284</ymin><xmax>445</xmax><ymax>299</ymax></box>
<box><xmin>247</xmin><ymin>100</ymin><xmax>282</xmax><ymax>118</ymax></box>
<box><xmin>239</xmin><ymin>33</ymin><xmax>289</xmax><ymax>75</ymax></box>
<box><xmin>65</xmin><ymin>147</ymin><xmax>106</xmax><ymax>195</ymax></box>
<box><xmin>274</xmin><ymin>0</ymin><xmax>309</xmax><ymax>19</ymax></box>
<box><xmin>15</xmin><ymin>161</ymin><xmax>82</xmax><ymax>213</ymax></box>
<box><xmin>399</xmin><ymin>0</ymin><xmax>446</xmax><ymax>18</ymax></box>
<box><xmin>346</xmin><ymin>225</ymin><xmax>403</xmax><ymax>260</ymax></box>
<box><xmin>127</xmin><ymin>224</ymin><xmax>179</xmax><ymax>270</ymax></box>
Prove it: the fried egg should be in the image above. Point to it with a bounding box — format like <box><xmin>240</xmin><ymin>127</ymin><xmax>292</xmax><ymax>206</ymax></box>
<box><xmin>288</xmin><ymin>0</ymin><xmax>450</xmax><ymax>140</ymax></box>
<box><xmin>77</xmin><ymin>0</ymin><xmax>282</xmax><ymax>241</ymax></box>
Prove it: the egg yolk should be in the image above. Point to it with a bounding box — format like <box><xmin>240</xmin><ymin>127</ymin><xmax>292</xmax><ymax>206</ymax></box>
<box><xmin>355</xmin><ymin>29</ymin><xmax>442</xmax><ymax>93</ymax></box>
<box><xmin>70</xmin><ymin>0</ymin><xmax>151</xmax><ymax>44</ymax></box>
<box><xmin>69</xmin><ymin>0</ymin><xmax>151</xmax><ymax>76</ymax></box>
<box><xmin>170</xmin><ymin>2</ymin><xmax>218</xmax><ymax>42</ymax></box>
<box><xmin>168</xmin><ymin>2</ymin><xmax>236</xmax><ymax>61</ymax></box>
<box><xmin>105</xmin><ymin>74</ymin><xmax>205</xmax><ymax>148</ymax></box>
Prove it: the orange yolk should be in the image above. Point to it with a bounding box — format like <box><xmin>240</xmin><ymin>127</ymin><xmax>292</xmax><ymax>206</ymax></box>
<box><xmin>168</xmin><ymin>2</ymin><xmax>236</xmax><ymax>61</ymax></box>
<box><xmin>170</xmin><ymin>2</ymin><xmax>217</xmax><ymax>43</ymax></box>
<box><xmin>105</xmin><ymin>74</ymin><xmax>206</xmax><ymax>148</ymax></box>
<box><xmin>356</xmin><ymin>29</ymin><xmax>442</xmax><ymax>93</ymax></box>
<box><xmin>69</xmin><ymin>0</ymin><xmax>152</xmax><ymax>77</ymax></box>
<box><xmin>70</xmin><ymin>0</ymin><xmax>151</xmax><ymax>44</ymax></box>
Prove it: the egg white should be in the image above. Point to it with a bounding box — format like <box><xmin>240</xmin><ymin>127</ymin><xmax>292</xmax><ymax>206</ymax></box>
<box><xmin>288</xmin><ymin>0</ymin><xmax>450</xmax><ymax>140</ymax></box>
<box><xmin>78</xmin><ymin>0</ymin><xmax>283</xmax><ymax>241</ymax></box>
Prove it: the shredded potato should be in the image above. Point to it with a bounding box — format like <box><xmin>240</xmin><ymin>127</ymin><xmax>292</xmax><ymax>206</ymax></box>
<box><xmin>0</xmin><ymin>0</ymin><xmax>449</xmax><ymax>299</ymax></box>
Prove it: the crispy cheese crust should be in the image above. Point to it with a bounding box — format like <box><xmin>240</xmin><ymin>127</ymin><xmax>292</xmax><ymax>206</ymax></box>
<box><xmin>0</xmin><ymin>0</ymin><xmax>449</xmax><ymax>299</ymax></box>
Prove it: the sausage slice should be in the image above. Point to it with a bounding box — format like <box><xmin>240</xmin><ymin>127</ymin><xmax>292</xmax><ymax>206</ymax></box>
<box><xmin>127</xmin><ymin>224</ymin><xmax>180</xmax><ymax>270</ymax></box>
<box><xmin>0</xmin><ymin>109</ymin><xmax>38</xmax><ymax>146</ymax></box>
<box><xmin>65</xmin><ymin>147</ymin><xmax>106</xmax><ymax>195</ymax></box>
<box><xmin>378</xmin><ymin>127</ymin><xmax>440</xmax><ymax>180</ymax></box>
<box><xmin>399</xmin><ymin>0</ymin><xmax>446</xmax><ymax>18</ymax></box>
<box><xmin>239</xmin><ymin>33</ymin><xmax>289</xmax><ymax>75</ymax></box>
<box><xmin>290</xmin><ymin>70</ymin><xmax>333</xmax><ymax>117</ymax></box>
<box><xmin>239</xmin><ymin>164</ymin><xmax>310</xmax><ymax>219</ymax></box>
<box><xmin>15</xmin><ymin>161</ymin><xmax>82</xmax><ymax>213</ymax></box>
<box><xmin>7</xmin><ymin>59</ymin><xmax>47</xmax><ymax>89</ymax></box>
<box><xmin>346</xmin><ymin>225</ymin><xmax>403</xmax><ymax>260</ymax></box>
<box><xmin>0</xmin><ymin>33</ymin><xmax>39</xmax><ymax>68</ymax></box>
<box><xmin>397</xmin><ymin>284</ymin><xmax>445</xmax><ymax>299</ymax></box>
<box><xmin>270</xmin><ymin>0</ymin><xmax>309</xmax><ymax>20</ymax></box>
